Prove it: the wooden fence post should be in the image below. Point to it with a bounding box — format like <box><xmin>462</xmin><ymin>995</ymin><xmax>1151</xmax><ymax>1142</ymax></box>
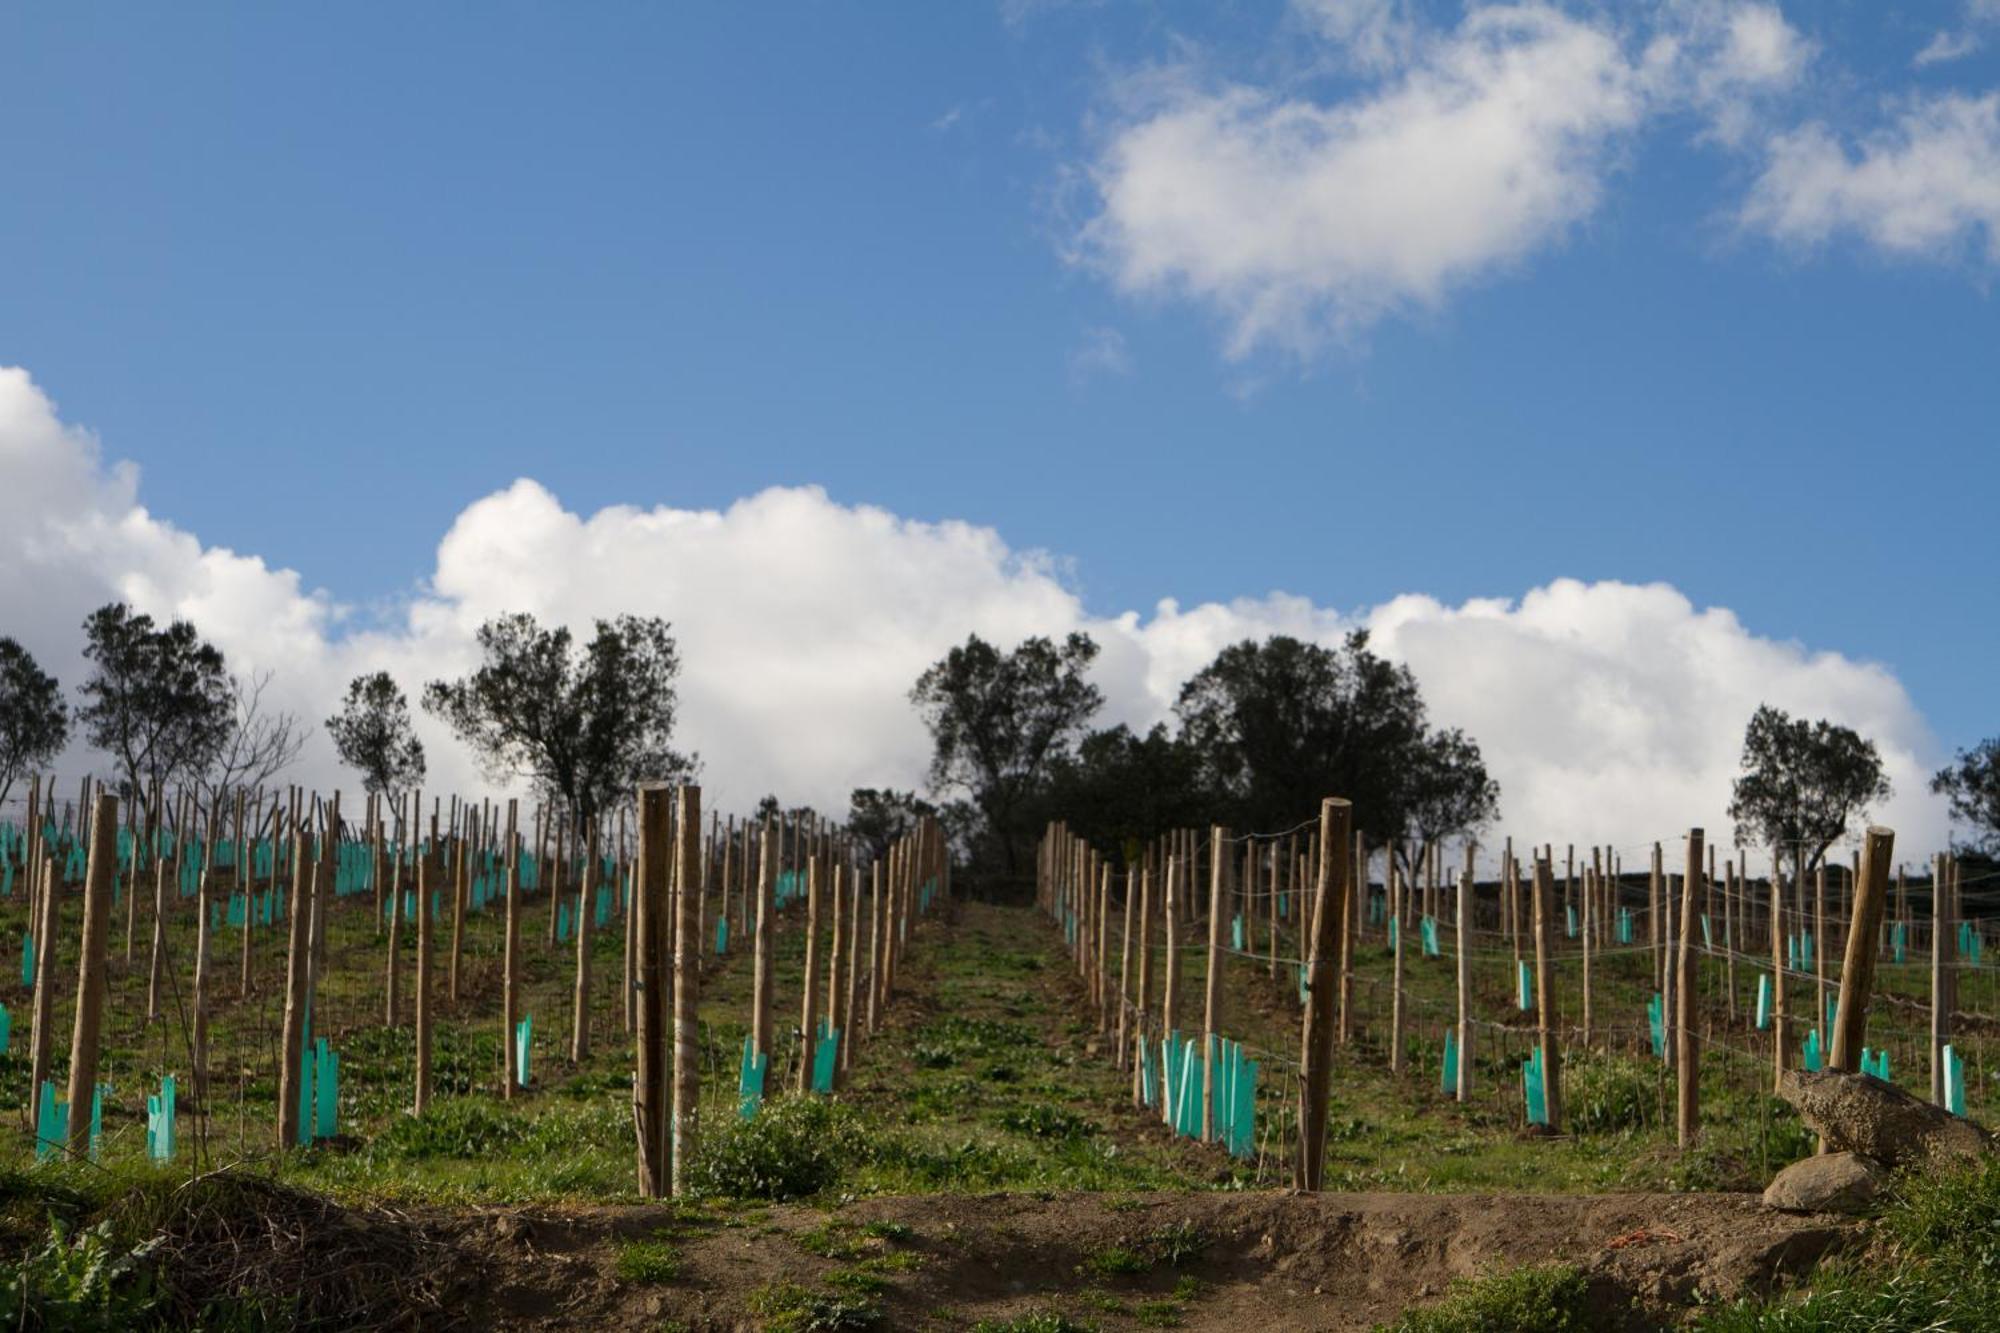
<box><xmin>1202</xmin><ymin>826</ymin><xmax>1227</xmax><ymax>1143</ymax></box>
<box><xmin>1390</xmin><ymin>855</ymin><xmax>1405</xmax><ymax>1074</ymax></box>
<box><xmin>633</xmin><ymin>784</ymin><xmax>671</xmax><ymax>1198</ymax></box>
<box><xmin>65</xmin><ymin>793</ymin><xmax>118</xmax><ymax>1156</ymax></box>
<box><xmin>753</xmin><ymin>823</ymin><xmax>775</xmax><ymax>1062</ymax></box>
<box><xmin>502</xmin><ymin>798</ymin><xmax>521</xmax><ymax>1098</ymax></box>
<box><xmin>864</xmin><ymin>859</ymin><xmax>881</xmax><ymax>1035</ymax></box>
<box><xmin>1930</xmin><ymin>852</ymin><xmax>1953</xmax><ymax>1107</ymax></box>
<box><xmin>1830</xmin><ymin>827</ymin><xmax>1894</xmax><ymax>1072</ymax></box>
<box><xmin>192</xmin><ymin>865</ymin><xmax>214</xmax><ymax>1115</ymax></box>
<box><xmin>415</xmin><ymin>839</ymin><xmax>435</xmax><ymax>1116</ymax></box>
<box><xmin>572</xmin><ymin>823</ymin><xmax>597</xmax><ymax>1062</ymax></box>
<box><xmin>798</xmin><ymin>853</ymin><xmax>822</xmax><ymax>1094</ymax></box>
<box><xmin>1133</xmin><ymin>860</ymin><xmax>1153</xmax><ymax>1108</ymax></box>
<box><xmin>1772</xmin><ymin>865</ymin><xmax>1788</xmax><ymax>1093</ymax></box>
<box><xmin>28</xmin><ymin>855</ymin><xmax>58</xmax><ymax>1138</ymax></box>
<box><xmin>842</xmin><ymin>854</ymin><xmax>861</xmax><ymax>1074</ymax></box>
<box><xmin>671</xmin><ymin>784</ymin><xmax>701</xmax><ymax>1196</ymax></box>
<box><xmin>1677</xmin><ymin>828</ymin><xmax>1703</xmax><ymax>1148</ymax></box>
<box><xmin>1532</xmin><ymin>854</ymin><xmax>1562</xmax><ymax>1132</ymax></box>
<box><xmin>1456</xmin><ymin>863</ymin><xmax>1473</xmax><ymax>1104</ymax></box>
<box><xmin>1117</xmin><ymin>867</ymin><xmax>1134</xmax><ymax>1069</ymax></box>
<box><xmin>1297</xmin><ymin>797</ymin><xmax>1352</xmax><ymax>1191</ymax></box>
<box><xmin>278</xmin><ymin>809</ymin><xmax>312</xmax><ymax>1151</ymax></box>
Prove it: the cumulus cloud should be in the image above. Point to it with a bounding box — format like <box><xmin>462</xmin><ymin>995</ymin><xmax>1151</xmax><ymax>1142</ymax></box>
<box><xmin>0</xmin><ymin>366</ymin><xmax>1950</xmax><ymax>863</ymax></box>
<box><xmin>1076</xmin><ymin>2</ymin><xmax>1811</xmax><ymax>356</ymax></box>
<box><xmin>1743</xmin><ymin>91</ymin><xmax>2000</xmax><ymax>262</ymax></box>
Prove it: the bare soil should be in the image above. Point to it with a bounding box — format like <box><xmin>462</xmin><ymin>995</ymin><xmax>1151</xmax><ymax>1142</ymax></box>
<box><xmin>437</xmin><ymin>1186</ymin><xmax>1856</xmax><ymax>1330</ymax></box>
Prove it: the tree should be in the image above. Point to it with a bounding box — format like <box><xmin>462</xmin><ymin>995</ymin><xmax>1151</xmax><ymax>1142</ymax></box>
<box><xmin>1392</xmin><ymin>726</ymin><xmax>1500</xmax><ymax>879</ymax></box>
<box><xmin>1045</xmin><ymin>723</ymin><xmax>1212</xmax><ymax>856</ymax></box>
<box><xmin>327</xmin><ymin>671</ymin><xmax>427</xmax><ymax>804</ymax></box>
<box><xmin>1174</xmin><ymin>631</ymin><xmax>1424</xmax><ymax>846</ymax></box>
<box><xmin>847</xmin><ymin>788</ymin><xmax>937</xmax><ymax>865</ymax></box>
<box><xmin>1728</xmin><ymin>704</ymin><xmax>1890</xmax><ymax>886</ymax></box>
<box><xmin>75</xmin><ymin>603</ymin><xmax>234</xmax><ymax>828</ymax></box>
<box><xmin>200</xmin><ymin>669</ymin><xmax>309</xmax><ymax>810</ymax></box>
<box><xmin>910</xmin><ymin>632</ymin><xmax>1102</xmax><ymax>874</ymax></box>
<box><xmin>424</xmin><ymin>613</ymin><xmax>696</xmax><ymax>841</ymax></box>
<box><xmin>0</xmin><ymin>638</ymin><xmax>68</xmax><ymax>811</ymax></box>
<box><xmin>1933</xmin><ymin>738</ymin><xmax>2000</xmax><ymax>856</ymax></box>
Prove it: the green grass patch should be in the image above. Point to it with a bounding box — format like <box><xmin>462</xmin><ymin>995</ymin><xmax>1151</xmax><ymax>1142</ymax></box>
<box><xmin>1381</xmin><ymin>1263</ymin><xmax>1594</xmax><ymax>1333</ymax></box>
<box><xmin>612</xmin><ymin>1238</ymin><xmax>682</xmax><ymax>1284</ymax></box>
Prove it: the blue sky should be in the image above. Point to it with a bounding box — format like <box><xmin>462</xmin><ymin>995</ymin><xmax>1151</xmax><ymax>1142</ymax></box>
<box><xmin>0</xmin><ymin>2</ymin><xmax>1995</xmax><ymax>836</ymax></box>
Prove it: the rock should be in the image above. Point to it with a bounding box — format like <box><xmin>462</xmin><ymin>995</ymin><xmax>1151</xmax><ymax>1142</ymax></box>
<box><xmin>1779</xmin><ymin>1070</ymin><xmax>1994</xmax><ymax>1168</ymax></box>
<box><xmin>1763</xmin><ymin>1152</ymin><xmax>1888</xmax><ymax>1214</ymax></box>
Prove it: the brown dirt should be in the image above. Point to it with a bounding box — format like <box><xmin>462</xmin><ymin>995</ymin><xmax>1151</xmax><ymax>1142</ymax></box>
<box><xmin>435</xmin><ymin>1187</ymin><xmax>1856</xmax><ymax>1330</ymax></box>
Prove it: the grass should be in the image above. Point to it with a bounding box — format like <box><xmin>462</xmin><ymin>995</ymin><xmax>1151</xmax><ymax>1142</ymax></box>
<box><xmin>612</xmin><ymin>1238</ymin><xmax>683</xmax><ymax>1284</ymax></box>
<box><xmin>1694</xmin><ymin>1156</ymin><xmax>2000</xmax><ymax>1331</ymax></box>
<box><xmin>1378</xmin><ymin>1263</ymin><xmax>1595</xmax><ymax>1332</ymax></box>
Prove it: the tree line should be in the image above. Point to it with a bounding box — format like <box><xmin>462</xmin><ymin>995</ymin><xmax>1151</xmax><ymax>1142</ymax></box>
<box><xmin>3</xmin><ymin>604</ymin><xmax>1997</xmax><ymax>876</ymax></box>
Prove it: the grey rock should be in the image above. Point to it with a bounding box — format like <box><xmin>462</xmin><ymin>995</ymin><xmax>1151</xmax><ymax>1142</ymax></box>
<box><xmin>1779</xmin><ymin>1069</ymin><xmax>1993</xmax><ymax>1167</ymax></box>
<box><xmin>1762</xmin><ymin>1152</ymin><xmax>1888</xmax><ymax>1215</ymax></box>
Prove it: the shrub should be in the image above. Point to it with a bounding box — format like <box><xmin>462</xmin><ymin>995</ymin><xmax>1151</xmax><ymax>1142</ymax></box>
<box><xmin>1562</xmin><ymin>1053</ymin><xmax>1657</xmax><ymax>1136</ymax></box>
<box><xmin>0</xmin><ymin>1221</ymin><xmax>158</xmax><ymax>1333</ymax></box>
<box><xmin>688</xmin><ymin>1097</ymin><xmax>863</xmax><ymax>1201</ymax></box>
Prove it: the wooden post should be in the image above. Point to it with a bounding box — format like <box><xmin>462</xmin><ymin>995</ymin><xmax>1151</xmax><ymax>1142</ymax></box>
<box><xmin>842</xmin><ymin>854</ymin><xmax>861</xmax><ymax>1073</ymax></box>
<box><xmin>1772</xmin><ymin>862</ymin><xmax>1788</xmax><ymax>1094</ymax></box>
<box><xmin>28</xmin><ymin>855</ymin><xmax>58</xmax><ymax>1138</ymax></box>
<box><xmin>1296</xmin><ymin>798</ymin><xmax>1351</xmax><ymax>1191</ymax></box>
<box><xmin>65</xmin><ymin>792</ymin><xmax>117</xmax><ymax>1157</ymax></box>
<box><xmin>1161</xmin><ymin>854</ymin><xmax>1181</xmax><ymax>1063</ymax></box>
<box><xmin>1117</xmin><ymin>866</ymin><xmax>1135</xmax><ymax>1069</ymax></box>
<box><xmin>386</xmin><ymin>793</ymin><xmax>406</xmax><ymax>1026</ymax></box>
<box><xmin>671</xmin><ymin>785</ymin><xmax>701</xmax><ymax>1196</ymax></box>
<box><xmin>1830</xmin><ymin>827</ymin><xmax>1893</xmax><ymax>1072</ymax></box>
<box><xmin>192</xmin><ymin>865</ymin><xmax>214</xmax><ymax>1114</ymax></box>
<box><xmin>1930</xmin><ymin>852</ymin><xmax>1953</xmax><ymax>1107</ymax></box>
<box><xmin>1676</xmin><ymin>829</ymin><xmax>1703</xmax><ymax>1148</ymax></box>
<box><xmin>753</xmin><ymin>823</ymin><xmax>775</xmax><ymax>1062</ymax></box>
<box><xmin>1389</xmin><ymin>856</ymin><xmax>1405</xmax><ymax>1074</ymax></box>
<box><xmin>633</xmin><ymin>784</ymin><xmax>671</xmax><ymax>1197</ymax></box>
<box><xmin>450</xmin><ymin>805</ymin><xmax>472</xmax><ymax>1004</ymax></box>
<box><xmin>1531</xmin><ymin>854</ymin><xmax>1562</xmax><ymax>1131</ymax></box>
<box><xmin>1097</xmin><ymin>862</ymin><xmax>1113</xmax><ymax>1034</ymax></box>
<box><xmin>1202</xmin><ymin>826</ymin><xmax>1227</xmax><ymax>1143</ymax></box>
<box><xmin>826</xmin><ymin>860</ymin><xmax>846</xmax><ymax>1086</ymax></box>
<box><xmin>1338</xmin><ymin>844</ymin><xmax>1356</xmax><ymax>1042</ymax></box>
<box><xmin>1814</xmin><ymin>861</ymin><xmax>1828</xmax><ymax>1047</ymax></box>
<box><xmin>864</xmin><ymin>859</ymin><xmax>882</xmax><ymax>1035</ymax></box>
<box><xmin>1581</xmin><ymin>863</ymin><xmax>1593</xmax><ymax>1048</ymax></box>
<box><xmin>1455</xmin><ymin>863</ymin><xmax>1472</xmax><ymax>1103</ymax></box>
<box><xmin>147</xmin><ymin>800</ymin><xmax>169</xmax><ymax>1022</ymax></box>
<box><xmin>798</xmin><ymin>852</ymin><xmax>822</xmax><ymax>1094</ymax></box>
<box><xmin>1650</xmin><ymin>843</ymin><xmax>1662</xmax><ymax>991</ymax></box>
<box><xmin>278</xmin><ymin>809</ymin><xmax>312</xmax><ymax>1151</ymax></box>
<box><xmin>572</xmin><ymin>822</ymin><xmax>598</xmax><ymax>1062</ymax></box>
<box><xmin>502</xmin><ymin>799</ymin><xmax>522</xmax><ymax>1098</ymax></box>
<box><xmin>415</xmin><ymin>839</ymin><xmax>436</xmax><ymax>1115</ymax></box>
<box><xmin>1724</xmin><ymin>858</ymin><xmax>1738</xmax><ymax>1025</ymax></box>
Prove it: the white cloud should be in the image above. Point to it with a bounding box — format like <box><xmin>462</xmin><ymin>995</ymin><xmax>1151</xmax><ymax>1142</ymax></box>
<box><xmin>1080</xmin><ymin>6</ymin><xmax>1648</xmax><ymax>356</ymax></box>
<box><xmin>1068</xmin><ymin>326</ymin><xmax>1133</xmax><ymax>381</ymax></box>
<box><xmin>1076</xmin><ymin>3</ymin><xmax>1811</xmax><ymax>356</ymax></box>
<box><xmin>0</xmin><ymin>366</ymin><xmax>1950</xmax><ymax>864</ymax></box>
<box><xmin>1743</xmin><ymin>91</ymin><xmax>2000</xmax><ymax>261</ymax></box>
<box><xmin>1913</xmin><ymin>30</ymin><xmax>1979</xmax><ymax>68</ymax></box>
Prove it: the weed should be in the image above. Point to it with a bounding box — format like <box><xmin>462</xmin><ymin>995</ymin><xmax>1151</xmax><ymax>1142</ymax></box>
<box><xmin>1381</xmin><ymin>1263</ymin><xmax>1593</xmax><ymax>1333</ymax></box>
<box><xmin>1142</xmin><ymin>1221</ymin><xmax>1206</xmax><ymax>1267</ymax></box>
<box><xmin>746</xmin><ymin>1280</ymin><xmax>883</xmax><ymax>1332</ymax></box>
<box><xmin>689</xmin><ymin>1097</ymin><xmax>862</xmax><ymax>1201</ymax></box>
<box><xmin>971</xmin><ymin>1312</ymin><xmax>1094</xmax><ymax>1333</ymax></box>
<box><xmin>613</xmin><ymin>1239</ymin><xmax>683</xmax><ymax>1285</ymax></box>
<box><xmin>1081</xmin><ymin>1245</ymin><xmax>1148</xmax><ymax>1277</ymax></box>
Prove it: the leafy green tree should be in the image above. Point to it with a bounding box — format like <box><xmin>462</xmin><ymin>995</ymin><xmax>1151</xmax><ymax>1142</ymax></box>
<box><xmin>1728</xmin><ymin>704</ymin><xmax>1890</xmax><ymax>885</ymax></box>
<box><xmin>1933</xmin><ymin>738</ymin><xmax>2000</xmax><ymax>855</ymax></box>
<box><xmin>75</xmin><ymin>603</ymin><xmax>233</xmax><ymax>827</ymax></box>
<box><xmin>1392</xmin><ymin>725</ymin><xmax>1500</xmax><ymax>880</ymax></box>
<box><xmin>0</xmin><ymin>637</ymin><xmax>68</xmax><ymax>811</ymax></box>
<box><xmin>1173</xmin><ymin>631</ymin><xmax>1424</xmax><ymax>846</ymax></box>
<box><xmin>847</xmin><ymin>787</ymin><xmax>937</xmax><ymax>865</ymax></box>
<box><xmin>327</xmin><ymin>671</ymin><xmax>427</xmax><ymax>804</ymax></box>
<box><xmin>1045</xmin><ymin>723</ymin><xmax>1212</xmax><ymax>856</ymax></box>
<box><xmin>910</xmin><ymin>632</ymin><xmax>1102</xmax><ymax>874</ymax></box>
<box><xmin>424</xmin><ymin>613</ymin><xmax>695</xmax><ymax>841</ymax></box>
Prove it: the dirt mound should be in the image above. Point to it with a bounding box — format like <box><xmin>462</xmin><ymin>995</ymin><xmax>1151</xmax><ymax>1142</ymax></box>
<box><xmin>449</xmin><ymin>1188</ymin><xmax>1856</xmax><ymax>1330</ymax></box>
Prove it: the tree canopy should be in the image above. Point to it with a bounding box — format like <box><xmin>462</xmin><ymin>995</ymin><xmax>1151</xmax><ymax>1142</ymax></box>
<box><xmin>327</xmin><ymin>671</ymin><xmax>427</xmax><ymax>803</ymax></box>
<box><xmin>1045</xmin><ymin>722</ymin><xmax>1211</xmax><ymax>855</ymax></box>
<box><xmin>1933</xmin><ymin>738</ymin><xmax>2000</xmax><ymax>856</ymax></box>
<box><xmin>1173</xmin><ymin>632</ymin><xmax>1425</xmax><ymax>846</ymax></box>
<box><xmin>424</xmin><ymin>613</ymin><xmax>695</xmax><ymax>837</ymax></box>
<box><xmin>847</xmin><ymin>787</ymin><xmax>937</xmax><ymax>865</ymax></box>
<box><xmin>1728</xmin><ymin>704</ymin><xmax>1890</xmax><ymax>877</ymax></box>
<box><xmin>75</xmin><ymin>603</ymin><xmax>234</xmax><ymax>827</ymax></box>
<box><xmin>0</xmin><ymin>637</ymin><xmax>68</xmax><ymax>812</ymax></box>
<box><xmin>910</xmin><ymin>632</ymin><xmax>1102</xmax><ymax>874</ymax></box>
